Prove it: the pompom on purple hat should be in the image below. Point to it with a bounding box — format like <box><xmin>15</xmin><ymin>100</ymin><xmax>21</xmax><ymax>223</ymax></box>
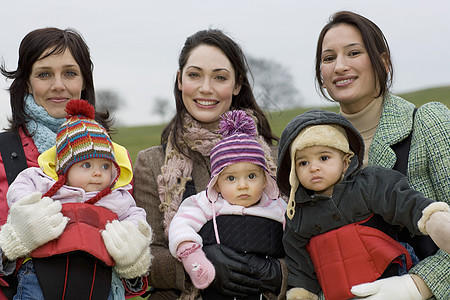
<box><xmin>207</xmin><ymin>110</ymin><xmax>279</xmax><ymax>202</ymax></box>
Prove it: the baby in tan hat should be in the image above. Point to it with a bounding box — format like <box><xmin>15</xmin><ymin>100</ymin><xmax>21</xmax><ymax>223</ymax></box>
<box><xmin>276</xmin><ymin>109</ymin><xmax>450</xmax><ymax>300</ymax></box>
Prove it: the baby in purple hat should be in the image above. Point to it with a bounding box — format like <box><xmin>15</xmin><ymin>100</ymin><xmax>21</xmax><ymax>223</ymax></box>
<box><xmin>169</xmin><ymin>110</ymin><xmax>286</xmax><ymax>299</ymax></box>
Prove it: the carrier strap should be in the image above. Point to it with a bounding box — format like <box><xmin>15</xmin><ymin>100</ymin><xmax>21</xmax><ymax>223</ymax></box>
<box><xmin>0</xmin><ymin>132</ymin><xmax>28</xmax><ymax>186</ymax></box>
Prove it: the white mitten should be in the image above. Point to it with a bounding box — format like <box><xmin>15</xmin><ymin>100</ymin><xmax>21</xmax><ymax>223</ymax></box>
<box><xmin>101</xmin><ymin>219</ymin><xmax>153</xmax><ymax>279</ymax></box>
<box><xmin>0</xmin><ymin>192</ymin><xmax>68</xmax><ymax>260</ymax></box>
<box><xmin>417</xmin><ymin>202</ymin><xmax>450</xmax><ymax>254</ymax></box>
<box><xmin>425</xmin><ymin>211</ymin><xmax>450</xmax><ymax>253</ymax></box>
<box><xmin>286</xmin><ymin>287</ymin><xmax>318</xmax><ymax>300</ymax></box>
<box><xmin>351</xmin><ymin>275</ymin><xmax>422</xmax><ymax>300</ymax></box>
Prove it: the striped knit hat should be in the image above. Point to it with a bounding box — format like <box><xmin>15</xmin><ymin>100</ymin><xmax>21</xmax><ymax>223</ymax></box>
<box><xmin>206</xmin><ymin>110</ymin><xmax>278</xmax><ymax>202</ymax></box>
<box><xmin>43</xmin><ymin>99</ymin><xmax>119</xmax><ymax>203</ymax></box>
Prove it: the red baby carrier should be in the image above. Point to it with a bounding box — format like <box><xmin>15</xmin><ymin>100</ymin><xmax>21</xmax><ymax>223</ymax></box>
<box><xmin>31</xmin><ymin>202</ymin><xmax>118</xmax><ymax>300</ymax></box>
<box><xmin>307</xmin><ymin>214</ymin><xmax>413</xmax><ymax>300</ymax></box>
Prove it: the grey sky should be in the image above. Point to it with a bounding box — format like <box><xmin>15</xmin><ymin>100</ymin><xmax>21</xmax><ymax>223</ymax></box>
<box><xmin>1</xmin><ymin>0</ymin><xmax>449</xmax><ymax>129</ymax></box>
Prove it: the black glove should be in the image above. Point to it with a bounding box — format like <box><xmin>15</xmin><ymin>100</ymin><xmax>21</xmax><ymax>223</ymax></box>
<box><xmin>245</xmin><ymin>253</ymin><xmax>282</xmax><ymax>294</ymax></box>
<box><xmin>203</xmin><ymin>244</ymin><xmax>262</xmax><ymax>297</ymax></box>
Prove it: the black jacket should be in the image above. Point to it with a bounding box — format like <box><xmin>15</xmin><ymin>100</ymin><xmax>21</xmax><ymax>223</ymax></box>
<box><xmin>277</xmin><ymin>109</ymin><xmax>434</xmax><ymax>293</ymax></box>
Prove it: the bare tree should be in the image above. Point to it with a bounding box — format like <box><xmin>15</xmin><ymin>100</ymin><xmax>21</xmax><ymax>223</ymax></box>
<box><xmin>95</xmin><ymin>89</ymin><xmax>121</xmax><ymax>114</ymax></box>
<box><xmin>152</xmin><ymin>96</ymin><xmax>172</xmax><ymax>122</ymax></box>
<box><xmin>247</xmin><ymin>55</ymin><xmax>302</xmax><ymax>111</ymax></box>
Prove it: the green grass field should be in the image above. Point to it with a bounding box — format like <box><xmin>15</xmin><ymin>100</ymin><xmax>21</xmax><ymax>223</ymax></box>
<box><xmin>112</xmin><ymin>86</ymin><xmax>450</xmax><ymax>165</ymax></box>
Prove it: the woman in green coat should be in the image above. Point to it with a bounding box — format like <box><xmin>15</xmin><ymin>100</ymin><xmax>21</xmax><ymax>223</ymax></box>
<box><xmin>314</xmin><ymin>10</ymin><xmax>450</xmax><ymax>299</ymax></box>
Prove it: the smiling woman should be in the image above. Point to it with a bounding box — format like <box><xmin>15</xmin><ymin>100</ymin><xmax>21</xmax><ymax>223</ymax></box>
<box><xmin>1</xmin><ymin>27</ymin><xmax>111</xmax><ymax>135</ymax></box>
<box><xmin>0</xmin><ymin>27</ymin><xmax>118</xmax><ymax>300</ymax></box>
<box><xmin>319</xmin><ymin>23</ymin><xmax>379</xmax><ymax>114</ymax></box>
<box><xmin>132</xmin><ymin>28</ymin><xmax>286</xmax><ymax>299</ymax></box>
<box><xmin>0</xmin><ymin>27</ymin><xmax>105</xmax><ymax>221</ymax></box>
<box><xmin>177</xmin><ymin>45</ymin><xmax>242</xmax><ymax>131</ymax></box>
<box><xmin>314</xmin><ymin>11</ymin><xmax>450</xmax><ymax>300</ymax></box>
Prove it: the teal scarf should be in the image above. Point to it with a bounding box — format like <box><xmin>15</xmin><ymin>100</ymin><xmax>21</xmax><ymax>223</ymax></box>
<box><xmin>24</xmin><ymin>94</ymin><xmax>66</xmax><ymax>153</ymax></box>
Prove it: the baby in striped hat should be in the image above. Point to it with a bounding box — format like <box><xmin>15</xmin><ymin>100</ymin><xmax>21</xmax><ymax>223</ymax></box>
<box><xmin>3</xmin><ymin>99</ymin><xmax>152</xmax><ymax>299</ymax></box>
<box><xmin>45</xmin><ymin>99</ymin><xmax>121</xmax><ymax>201</ymax></box>
<box><xmin>168</xmin><ymin>110</ymin><xmax>286</xmax><ymax>298</ymax></box>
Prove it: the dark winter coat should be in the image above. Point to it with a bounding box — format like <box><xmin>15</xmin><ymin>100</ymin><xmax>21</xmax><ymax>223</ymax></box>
<box><xmin>277</xmin><ymin>109</ymin><xmax>434</xmax><ymax>294</ymax></box>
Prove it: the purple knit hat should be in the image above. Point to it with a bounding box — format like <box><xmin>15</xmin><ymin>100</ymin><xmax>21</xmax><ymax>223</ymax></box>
<box><xmin>206</xmin><ymin>110</ymin><xmax>279</xmax><ymax>202</ymax></box>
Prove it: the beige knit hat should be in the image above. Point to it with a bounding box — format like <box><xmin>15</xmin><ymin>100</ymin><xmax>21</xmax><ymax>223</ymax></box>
<box><xmin>286</xmin><ymin>124</ymin><xmax>354</xmax><ymax>219</ymax></box>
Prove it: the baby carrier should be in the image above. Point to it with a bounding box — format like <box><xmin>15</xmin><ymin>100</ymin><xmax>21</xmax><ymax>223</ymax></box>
<box><xmin>0</xmin><ymin>132</ymin><xmax>114</xmax><ymax>300</ymax></box>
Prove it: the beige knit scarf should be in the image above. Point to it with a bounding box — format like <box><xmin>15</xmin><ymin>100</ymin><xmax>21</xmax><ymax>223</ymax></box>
<box><xmin>157</xmin><ymin>111</ymin><xmax>277</xmax><ymax>237</ymax></box>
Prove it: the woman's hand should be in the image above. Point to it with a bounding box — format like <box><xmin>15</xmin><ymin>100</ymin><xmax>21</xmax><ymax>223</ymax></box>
<box><xmin>245</xmin><ymin>252</ymin><xmax>282</xmax><ymax>294</ymax></box>
<box><xmin>351</xmin><ymin>275</ymin><xmax>422</xmax><ymax>299</ymax></box>
<box><xmin>202</xmin><ymin>244</ymin><xmax>282</xmax><ymax>297</ymax></box>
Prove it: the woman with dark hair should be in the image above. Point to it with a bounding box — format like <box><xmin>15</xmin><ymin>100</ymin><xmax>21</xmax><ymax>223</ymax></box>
<box><xmin>314</xmin><ymin>11</ymin><xmax>450</xmax><ymax>299</ymax></box>
<box><xmin>162</xmin><ymin>29</ymin><xmax>276</xmax><ymax>153</ymax></box>
<box><xmin>134</xmin><ymin>29</ymin><xmax>286</xmax><ymax>299</ymax></box>
<box><xmin>1</xmin><ymin>27</ymin><xmax>111</xmax><ymax>134</ymax></box>
<box><xmin>0</xmin><ymin>26</ymin><xmax>114</xmax><ymax>225</ymax></box>
<box><xmin>0</xmin><ymin>27</ymin><xmax>126</xmax><ymax>300</ymax></box>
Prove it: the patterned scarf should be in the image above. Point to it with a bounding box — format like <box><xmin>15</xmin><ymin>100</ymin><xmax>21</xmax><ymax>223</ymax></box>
<box><xmin>157</xmin><ymin>112</ymin><xmax>221</xmax><ymax>237</ymax></box>
<box><xmin>157</xmin><ymin>110</ymin><xmax>277</xmax><ymax>237</ymax></box>
<box><xmin>24</xmin><ymin>94</ymin><xmax>66</xmax><ymax>153</ymax></box>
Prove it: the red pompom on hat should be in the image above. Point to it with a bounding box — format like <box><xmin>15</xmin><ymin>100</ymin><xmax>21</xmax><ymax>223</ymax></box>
<box><xmin>64</xmin><ymin>99</ymin><xmax>96</xmax><ymax>120</ymax></box>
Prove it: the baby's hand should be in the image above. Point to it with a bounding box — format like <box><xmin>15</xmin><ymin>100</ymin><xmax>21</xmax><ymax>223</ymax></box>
<box><xmin>102</xmin><ymin>219</ymin><xmax>153</xmax><ymax>278</ymax></box>
<box><xmin>177</xmin><ymin>242</ymin><xmax>215</xmax><ymax>289</ymax></box>
<box><xmin>0</xmin><ymin>192</ymin><xmax>68</xmax><ymax>260</ymax></box>
<box><xmin>418</xmin><ymin>201</ymin><xmax>450</xmax><ymax>254</ymax></box>
<box><xmin>426</xmin><ymin>210</ymin><xmax>450</xmax><ymax>253</ymax></box>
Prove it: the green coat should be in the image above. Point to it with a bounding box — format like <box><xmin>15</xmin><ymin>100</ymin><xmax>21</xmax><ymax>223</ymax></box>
<box><xmin>369</xmin><ymin>94</ymin><xmax>450</xmax><ymax>299</ymax></box>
